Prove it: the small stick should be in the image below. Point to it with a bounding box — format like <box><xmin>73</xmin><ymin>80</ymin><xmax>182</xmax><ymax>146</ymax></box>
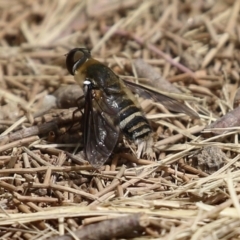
<box><xmin>202</xmin><ymin>16</ymin><xmax>218</xmax><ymax>44</ymax></box>
<box><xmin>178</xmin><ymin>159</ymin><xmax>209</xmax><ymax>177</ymax></box>
<box><xmin>226</xmin><ymin>0</ymin><xmax>240</xmax><ymax>35</ymax></box>
<box><xmin>119</xmin><ymin>153</ymin><xmax>153</xmax><ymax>165</ymax></box>
<box><xmin>22</xmin><ymin>153</ymin><xmax>31</xmax><ymax>168</ymax></box>
<box><xmin>53</xmin><ymin>190</ymin><xmax>65</xmax><ymax>202</ymax></box>
<box><xmin>0</xmin><ymin>181</ymin><xmax>17</xmax><ymax>192</ymax></box>
<box><xmin>155</xmin><ymin>125</ymin><xmax>205</xmax><ymax>147</ymax></box>
<box><xmin>95</xmin><ymin>165</ymin><xmax>126</xmax><ymax>198</ymax></box>
<box><xmin>167</xmin><ymin>73</ymin><xmax>192</xmax><ymax>83</ymax></box>
<box><xmin>0</xmin><ymin>136</ymin><xmax>39</xmax><ymax>152</ymax></box>
<box><xmin>12</xmin><ymin>198</ymin><xmax>46</xmax><ymax>230</ymax></box>
<box><xmin>116</xmin><ymin>185</ymin><xmax>124</xmax><ymax>197</ymax></box>
<box><xmin>0</xmin><ymin>157</ymin><xmax>11</xmax><ymax>166</ymax></box>
<box><xmin>50</xmin><ymin>183</ymin><xmax>97</xmax><ymax>201</ymax></box>
<box><xmin>110</xmin><ymin>155</ymin><xmax>119</xmax><ymax>171</ymax></box>
<box><xmin>43</xmin><ymin>167</ymin><xmax>52</xmax><ymax>185</ymax></box>
<box><xmin>121</xmin><ymin>167</ymin><xmax>157</xmax><ymax>190</ymax></box>
<box><xmin>31</xmin><ymin>160</ymin><xmax>41</xmax><ymax>168</ymax></box>
<box><xmin>23</xmin><ymin>174</ymin><xmax>35</xmax><ymax>182</ymax></box>
<box><xmin>23</xmin><ymin>147</ymin><xmax>51</xmax><ymax>166</ymax></box>
<box><xmin>93</xmin><ymin>177</ymin><xmax>104</xmax><ymax>192</ymax></box>
<box><xmin>26</xmin><ymin>202</ymin><xmax>43</xmax><ymax>212</ymax></box>
<box><xmin>98</xmin><ymin>170</ymin><xmax>136</xmax><ymax>176</ymax></box>
<box><xmin>0</xmin><ymin>165</ymin><xmax>93</xmax><ymax>175</ymax></box>
<box><xmin>201</xmin><ymin>33</ymin><xmax>229</xmax><ymax>68</ymax></box>
<box><xmin>13</xmin><ymin>192</ymin><xmax>59</xmax><ymax>203</ymax></box>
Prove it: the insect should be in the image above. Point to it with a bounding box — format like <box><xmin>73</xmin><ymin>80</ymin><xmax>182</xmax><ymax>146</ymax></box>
<box><xmin>66</xmin><ymin>48</ymin><xmax>198</xmax><ymax>168</ymax></box>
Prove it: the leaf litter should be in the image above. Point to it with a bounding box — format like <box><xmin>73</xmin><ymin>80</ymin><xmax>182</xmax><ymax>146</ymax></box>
<box><xmin>0</xmin><ymin>0</ymin><xmax>240</xmax><ymax>239</ymax></box>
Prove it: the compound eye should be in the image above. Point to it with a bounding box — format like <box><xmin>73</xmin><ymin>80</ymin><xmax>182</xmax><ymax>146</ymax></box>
<box><xmin>66</xmin><ymin>48</ymin><xmax>85</xmax><ymax>75</ymax></box>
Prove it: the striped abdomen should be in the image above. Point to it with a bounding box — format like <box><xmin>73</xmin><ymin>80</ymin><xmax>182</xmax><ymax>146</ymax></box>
<box><xmin>117</xmin><ymin>98</ymin><xmax>151</xmax><ymax>141</ymax></box>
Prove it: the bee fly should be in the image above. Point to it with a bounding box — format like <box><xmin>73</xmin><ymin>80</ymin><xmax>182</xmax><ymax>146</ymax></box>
<box><xmin>66</xmin><ymin>48</ymin><xmax>198</xmax><ymax>168</ymax></box>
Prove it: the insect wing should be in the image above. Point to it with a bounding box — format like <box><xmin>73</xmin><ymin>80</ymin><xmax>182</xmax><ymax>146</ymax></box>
<box><xmin>83</xmin><ymin>85</ymin><xmax>120</xmax><ymax>168</ymax></box>
<box><xmin>124</xmin><ymin>80</ymin><xmax>199</xmax><ymax>118</ymax></box>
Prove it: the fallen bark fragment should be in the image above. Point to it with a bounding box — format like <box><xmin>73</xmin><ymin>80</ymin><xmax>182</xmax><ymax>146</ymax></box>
<box><xmin>134</xmin><ymin>59</ymin><xmax>181</xmax><ymax>93</ymax></box>
<box><xmin>192</xmin><ymin>146</ymin><xmax>226</xmax><ymax>174</ymax></box>
<box><xmin>48</xmin><ymin>213</ymin><xmax>149</xmax><ymax>240</ymax></box>
<box><xmin>233</xmin><ymin>87</ymin><xmax>240</xmax><ymax>108</ymax></box>
<box><xmin>0</xmin><ymin>109</ymin><xmax>81</xmax><ymax>144</ymax></box>
<box><xmin>205</xmin><ymin>106</ymin><xmax>240</xmax><ymax>135</ymax></box>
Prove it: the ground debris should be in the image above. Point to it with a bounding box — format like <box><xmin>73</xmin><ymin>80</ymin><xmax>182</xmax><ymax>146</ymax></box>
<box><xmin>192</xmin><ymin>146</ymin><xmax>226</xmax><ymax>174</ymax></box>
<box><xmin>0</xmin><ymin>0</ymin><xmax>240</xmax><ymax>239</ymax></box>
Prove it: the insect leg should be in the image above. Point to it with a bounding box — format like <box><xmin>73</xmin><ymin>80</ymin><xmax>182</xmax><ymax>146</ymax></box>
<box><xmin>136</xmin><ymin>136</ymin><xmax>155</xmax><ymax>160</ymax></box>
<box><xmin>67</xmin><ymin>95</ymin><xmax>85</xmax><ymax>132</ymax></box>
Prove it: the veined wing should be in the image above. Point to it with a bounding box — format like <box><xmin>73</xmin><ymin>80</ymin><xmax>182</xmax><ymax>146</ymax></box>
<box><xmin>83</xmin><ymin>84</ymin><xmax>120</xmax><ymax>168</ymax></box>
<box><xmin>124</xmin><ymin>80</ymin><xmax>199</xmax><ymax>118</ymax></box>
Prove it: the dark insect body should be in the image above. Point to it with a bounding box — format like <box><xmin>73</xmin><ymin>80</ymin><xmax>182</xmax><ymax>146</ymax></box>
<box><xmin>66</xmin><ymin>48</ymin><xmax>198</xmax><ymax>168</ymax></box>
